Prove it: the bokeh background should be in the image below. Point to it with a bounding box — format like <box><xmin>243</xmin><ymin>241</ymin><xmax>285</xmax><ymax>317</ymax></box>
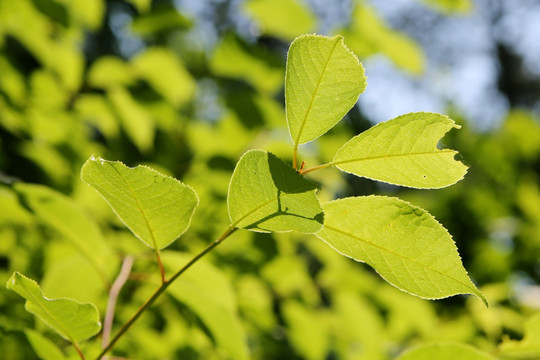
<box><xmin>2</xmin><ymin>0</ymin><xmax>540</xmax><ymax>359</ymax></box>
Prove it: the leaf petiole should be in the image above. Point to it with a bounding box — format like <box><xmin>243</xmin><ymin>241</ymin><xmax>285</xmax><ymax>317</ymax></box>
<box><xmin>298</xmin><ymin>162</ymin><xmax>334</xmax><ymax>175</ymax></box>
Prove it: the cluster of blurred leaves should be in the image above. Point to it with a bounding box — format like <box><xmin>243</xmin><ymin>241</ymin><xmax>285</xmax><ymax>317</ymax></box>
<box><xmin>1</xmin><ymin>0</ymin><xmax>540</xmax><ymax>359</ymax></box>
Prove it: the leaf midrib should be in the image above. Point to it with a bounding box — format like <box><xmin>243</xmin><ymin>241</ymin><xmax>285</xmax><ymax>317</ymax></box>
<box><xmin>322</xmin><ymin>224</ymin><xmax>478</xmax><ymax>294</ymax></box>
<box><xmin>106</xmin><ymin>162</ymin><xmax>160</xmax><ymax>250</ymax></box>
<box><xmin>334</xmin><ymin>149</ymin><xmax>457</xmax><ymax>166</ymax></box>
<box><xmin>294</xmin><ymin>37</ymin><xmax>340</xmax><ymax>145</ymax></box>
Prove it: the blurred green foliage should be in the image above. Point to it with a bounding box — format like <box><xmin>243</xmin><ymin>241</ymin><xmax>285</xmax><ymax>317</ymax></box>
<box><xmin>1</xmin><ymin>0</ymin><xmax>540</xmax><ymax>359</ymax></box>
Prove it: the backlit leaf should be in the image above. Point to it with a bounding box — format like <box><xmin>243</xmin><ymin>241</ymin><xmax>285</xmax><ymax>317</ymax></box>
<box><xmin>499</xmin><ymin>312</ymin><xmax>540</xmax><ymax>359</ymax></box>
<box><xmin>162</xmin><ymin>251</ymin><xmax>249</xmax><ymax>360</ymax></box>
<box><xmin>286</xmin><ymin>34</ymin><xmax>366</xmax><ymax>145</ymax></box>
<box><xmin>397</xmin><ymin>343</ymin><xmax>495</xmax><ymax>360</ymax></box>
<box><xmin>243</xmin><ymin>0</ymin><xmax>315</xmax><ymax>41</ymax></box>
<box><xmin>81</xmin><ymin>156</ymin><xmax>198</xmax><ymax>250</ymax></box>
<box><xmin>316</xmin><ymin>196</ymin><xmax>486</xmax><ymax>304</ymax></box>
<box><xmin>333</xmin><ymin>112</ymin><xmax>468</xmax><ymax>189</ymax></box>
<box><xmin>228</xmin><ymin>149</ymin><xmax>323</xmax><ymax>233</ymax></box>
<box><xmin>25</xmin><ymin>329</ymin><xmax>66</xmax><ymax>360</ymax></box>
<box><xmin>6</xmin><ymin>272</ymin><xmax>101</xmax><ymax>343</ymax></box>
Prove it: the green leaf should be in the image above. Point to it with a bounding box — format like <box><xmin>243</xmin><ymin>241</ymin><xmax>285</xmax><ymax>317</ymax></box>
<box><xmin>25</xmin><ymin>329</ymin><xmax>66</xmax><ymax>360</ymax></box>
<box><xmin>285</xmin><ymin>34</ymin><xmax>366</xmax><ymax>145</ymax></box>
<box><xmin>162</xmin><ymin>251</ymin><xmax>249</xmax><ymax>360</ymax></box>
<box><xmin>6</xmin><ymin>272</ymin><xmax>101</xmax><ymax>343</ymax></box>
<box><xmin>333</xmin><ymin>112</ymin><xmax>468</xmax><ymax>189</ymax></box>
<box><xmin>228</xmin><ymin>149</ymin><xmax>323</xmax><ymax>233</ymax></box>
<box><xmin>499</xmin><ymin>312</ymin><xmax>540</xmax><ymax>359</ymax></box>
<box><xmin>243</xmin><ymin>0</ymin><xmax>315</xmax><ymax>41</ymax></box>
<box><xmin>396</xmin><ymin>343</ymin><xmax>495</xmax><ymax>360</ymax></box>
<box><xmin>13</xmin><ymin>183</ymin><xmax>112</xmax><ymax>284</ymax></box>
<box><xmin>316</xmin><ymin>196</ymin><xmax>486</xmax><ymax>304</ymax></box>
<box><xmin>80</xmin><ymin>156</ymin><xmax>198</xmax><ymax>250</ymax></box>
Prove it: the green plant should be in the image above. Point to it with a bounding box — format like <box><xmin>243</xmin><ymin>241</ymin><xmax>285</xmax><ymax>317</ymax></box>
<box><xmin>6</xmin><ymin>34</ymin><xmax>486</xmax><ymax>359</ymax></box>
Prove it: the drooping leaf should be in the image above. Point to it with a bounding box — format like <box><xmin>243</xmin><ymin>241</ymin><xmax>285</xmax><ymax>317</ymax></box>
<box><xmin>162</xmin><ymin>251</ymin><xmax>249</xmax><ymax>360</ymax></box>
<box><xmin>14</xmin><ymin>183</ymin><xmax>112</xmax><ymax>284</ymax></box>
<box><xmin>285</xmin><ymin>34</ymin><xmax>366</xmax><ymax>145</ymax></box>
<box><xmin>243</xmin><ymin>0</ymin><xmax>315</xmax><ymax>41</ymax></box>
<box><xmin>316</xmin><ymin>196</ymin><xmax>486</xmax><ymax>304</ymax></box>
<box><xmin>6</xmin><ymin>272</ymin><xmax>101</xmax><ymax>343</ymax></box>
<box><xmin>333</xmin><ymin>112</ymin><xmax>468</xmax><ymax>189</ymax></box>
<box><xmin>227</xmin><ymin>149</ymin><xmax>323</xmax><ymax>233</ymax></box>
<box><xmin>499</xmin><ymin>312</ymin><xmax>540</xmax><ymax>359</ymax></box>
<box><xmin>81</xmin><ymin>156</ymin><xmax>198</xmax><ymax>250</ymax></box>
<box><xmin>396</xmin><ymin>343</ymin><xmax>495</xmax><ymax>360</ymax></box>
<box><xmin>25</xmin><ymin>329</ymin><xmax>66</xmax><ymax>360</ymax></box>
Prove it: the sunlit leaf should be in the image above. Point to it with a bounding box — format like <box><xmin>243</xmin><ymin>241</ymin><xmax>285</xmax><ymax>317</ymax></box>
<box><xmin>286</xmin><ymin>34</ymin><xmax>366</xmax><ymax>145</ymax></box>
<box><xmin>88</xmin><ymin>56</ymin><xmax>134</xmax><ymax>89</ymax></box>
<box><xmin>14</xmin><ymin>183</ymin><xmax>112</xmax><ymax>284</ymax></box>
<box><xmin>6</xmin><ymin>272</ymin><xmax>101</xmax><ymax>343</ymax></box>
<box><xmin>420</xmin><ymin>0</ymin><xmax>473</xmax><ymax>14</ymax></box>
<box><xmin>316</xmin><ymin>196</ymin><xmax>486</xmax><ymax>304</ymax></box>
<box><xmin>396</xmin><ymin>342</ymin><xmax>495</xmax><ymax>360</ymax></box>
<box><xmin>209</xmin><ymin>34</ymin><xmax>284</xmax><ymax>94</ymax></box>
<box><xmin>108</xmin><ymin>86</ymin><xmax>155</xmax><ymax>153</ymax></box>
<box><xmin>499</xmin><ymin>312</ymin><xmax>540</xmax><ymax>359</ymax></box>
<box><xmin>228</xmin><ymin>149</ymin><xmax>323</xmax><ymax>233</ymax></box>
<box><xmin>333</xmin><ymin>112</ymin><xmax>468</xmax><ymax>189</ymax></box>
<box><xmin>25</xmin><ymin>329</ymin><xmax>66</xmax><ymax>360</ymax></box>
<box><xmin>341</xmin><ymin>4</ymin><xmax>425</xmax><ymax>74</ymax></box>
<box><xmin>243</xmin><ymin>0</ymin><xmax>315</xmax><ymax>41</ymax></box>
<box><xmin>162</xmin><ymin>251</ymin><xmax>249</xmax><ymax>360</ymax></box>
<box><xmin>81</xmin><ymin>156</ymin><xmax>198</xmax><ymax>250</ymax></box>
<box><xmin>132</xmin><ymin>47</ymin><xmax>195</xmax><ymax>106</ymax></box>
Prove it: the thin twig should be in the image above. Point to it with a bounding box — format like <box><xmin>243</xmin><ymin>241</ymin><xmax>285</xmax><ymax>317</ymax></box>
<box><xmin>102</xmin><ymin>256</ymin><xmax>134</xmax><ymax>360</ymax></box>
<box><xmin>95</xmin><ymin>226</ymin><xmax>237</xmax><ymax>360</ymax></box>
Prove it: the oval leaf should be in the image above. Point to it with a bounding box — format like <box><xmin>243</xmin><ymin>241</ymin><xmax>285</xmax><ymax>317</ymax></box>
<box><xmin>25</xmin><ymin>330</ymin><xmax>67</xmax><ymax>360</ymax></box>
<box><xmin>397</xmin><ymin>343</ymin><xmax>495</xmax><ymax>360</ymax></box>
<box><xmin>286</xmin><ymin>34</ymin><xmax>366</xmax><ymax>145</ymax></box>
<box><xmin>228</xmin><ymin>149</ymin><xmax>323</xmax><ymax>233</ymax></box>
<box><xmin>333</xmin><ymin>112</ymin><xmax>468</xmax><ymax>188</ymax></box>
<box><xmin>81</xmin><ymin>156</ymin><xmax>198</xmax><ymax>250</ymax></box>
<box><xmin>316</xmin><ymin>196</ymin><xmax>486</xmax><ymax>304</ymax></box>
<box><xmin>6</xmin><ymin>272</ymin><xmax>101</xmax><ymax>343</ymax></box>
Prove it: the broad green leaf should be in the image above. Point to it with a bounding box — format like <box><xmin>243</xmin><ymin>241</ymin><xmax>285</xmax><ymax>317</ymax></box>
<box><xmin>316</xmin><ymin>196</ymin><xmax>486</xmax><ymax>304</ymax></box>
<box><xmin>396</xmin><ymin>343</ymin><xmax>495</xmax><ymax>360</ymax></box>
<box><xmin>286</xmin><ymin>34</ymin><xmax>366</xmax><ymax>145</ymax></box>
<box><xmin>132</xmin><ymin>48</ymin><xmax>195</xmax><ymax>106</ymax></box>
<box><xmin>499</xmin><ymin>312</ymin><xmax>540</xmax><ymax>359</ymax></box>
<box><xmin>243</xmin><ymin>0</ymin><xmax>315</xmax><ymax>41</ymax></box>
<box><xmin>108</xmin><ymin>87</ymin><xmax>155</xmax><ymax>153</ymax></box>
<box><xmin>341</xmin><ymin>4</ymin><xmax>425</xmax><ymax>74</ymax></box>
<box><xmin>81</xmin><ymin>156</ymin><xmax>198</xmax><ymax>250</ymax></box>
<box><xmin>162</xmin><ymin>251</ymin><xmax>249</xmax><ymax>360</ymax></box>
<box><xmin>6</xmin><ymin>272</ymin><xmax>101</xmax><ymax>343</ymax></box>
<box><xmin>25</xmin><ymin>329</ymin><xmax>66</xmax><ymax>360</ymax></box>
<box><xmin>228</xmin><ymin>149</ymin><xmax>323</xmax><ymax>233</ymax></box>
<box><xmin>333</xmin><ymin>112</ymin><xmax>468</xmax><ymax>189</ymax></box>
<box><xmin>14</xmin><ymin>183</ymin><xmax>112</xmax><ymax>284</ymax></box>
<box><xmin>209</xmin><ymin>34</ymin><xmax>284</xmax><ymax>94</ymax></box>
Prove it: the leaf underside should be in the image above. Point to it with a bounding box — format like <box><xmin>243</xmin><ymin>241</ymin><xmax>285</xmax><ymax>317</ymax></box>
<box><xmin>228</xmin><ymin>149</ymin><xmax>323</xmax><ymax>233</ymax></box>
<box><xmin>316</xmin><ymin>196</ymin><xmax>486</xmax><ymax>304</ymax></box>
<box><xmin>334</xmin><ymin>112</ymin><xmax>468</xmax><ymax>189</ymax></box>
<box><xmin>81</xmin><ymin>156</ymin><xmax>199</xmax><ymax>250</ymax></box>
<box><xmin>6</xmin><ymin>272</ymin><xmax>101</xmax><ymax>343</ymax></box>
<box><xmin>286</xmin><ymin>34</ymin><xmax>366</xmax><ymax>145</ymax></box>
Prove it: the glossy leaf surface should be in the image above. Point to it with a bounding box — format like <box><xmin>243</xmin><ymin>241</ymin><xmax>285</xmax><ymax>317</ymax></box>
<box><xmin>81</xmin><ymin>156</ymin><xmax>198</xmax><ymax>250</ymax></box>
<box><xmin>228</xmin><ymin>149</ymin><xmax>323</xmax><ymax>233</ymax></box>
<box><xmin>6</xmin><ymin>272</ymin><xmax>101</xmax><ymax>343</ymax></box>
<box><xmin>334</xmin><ymin>112</ymin><xmax>468</xmax><ymax>188</ymax></box>
<box><xmin>286</xmin><ymin>34</ymin><xmax>366</xmax><ymax>145</ymax></box>
<box><xmin>316</xmin><ymin>196</ymin><xmax>486</xmax><ymax>304</ymax></box>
